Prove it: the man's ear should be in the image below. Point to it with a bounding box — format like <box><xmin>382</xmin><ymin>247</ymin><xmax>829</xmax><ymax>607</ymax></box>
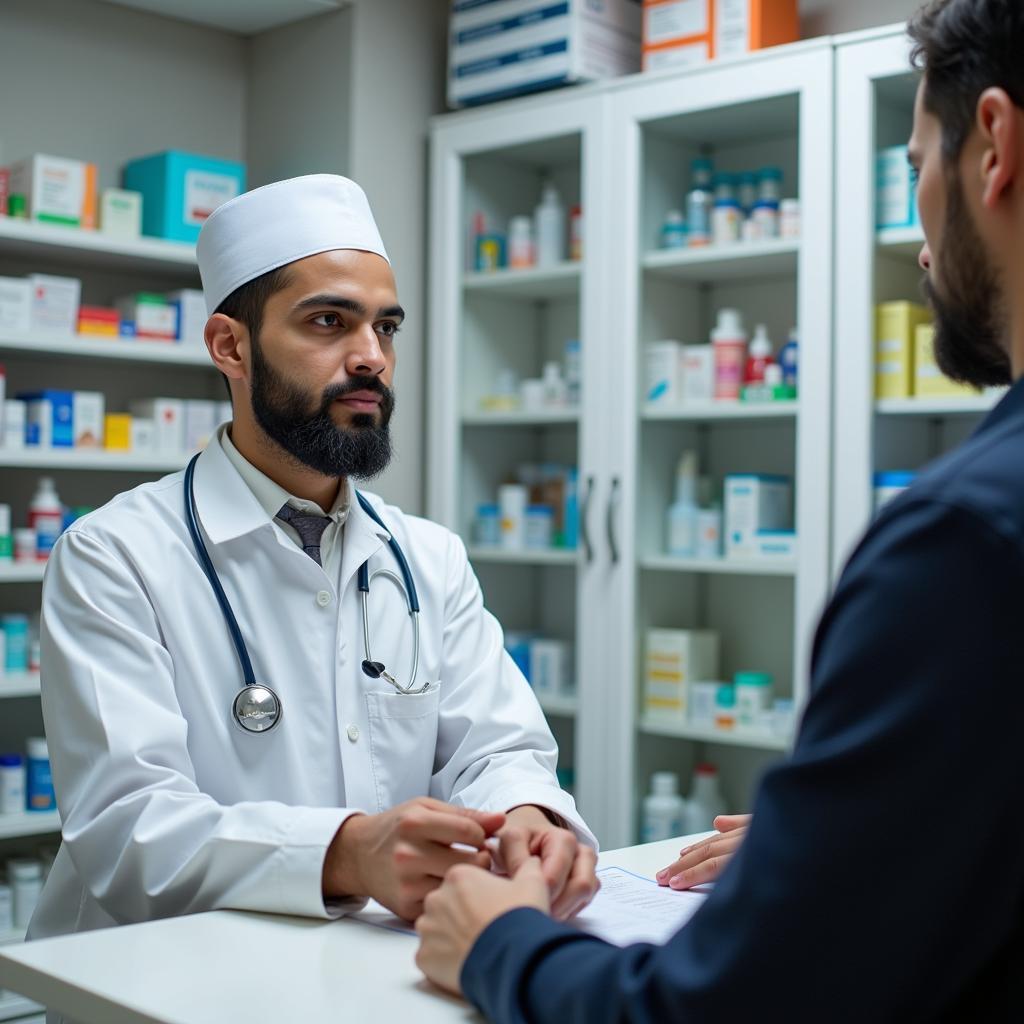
<box><xmin>975</xmin><ymin>87</ymin><xmax>1019</xmax><ymax>209</ymax></box>
<box><xmin>205</xmin><ymin>313</ymin><xmax>249</xmax><ymax>384</ymax></box>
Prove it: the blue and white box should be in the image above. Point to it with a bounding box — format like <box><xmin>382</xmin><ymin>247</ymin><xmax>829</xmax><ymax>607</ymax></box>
<box><xmin>123</xmin><ymin>151</ymin><xmax>246</xmax><ymax>243</ymax></box>
<box><xmin>876</xmin><ymin>145</ymin><xmax>918</xmax><ymax>230</ymax></box>
<box><xmin>449</xmin><ymin>0</ymin><xmax>641</xmax><ymax>108</ymax></box>
<box><xmin>18</xmin><ymin>390</ymin><xmax>73</xmax><ymax>448</ymax></box>
<box><xmin>724</xmin><ymin>474</ymin><xmax>791</xmax><ymax>559</ymax></box>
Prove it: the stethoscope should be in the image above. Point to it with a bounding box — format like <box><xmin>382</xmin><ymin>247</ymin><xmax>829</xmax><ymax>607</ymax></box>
<box><xmin>183</xmin><ymin>454</ymin><xmax>429</xmax><ymax>735</ymax></box>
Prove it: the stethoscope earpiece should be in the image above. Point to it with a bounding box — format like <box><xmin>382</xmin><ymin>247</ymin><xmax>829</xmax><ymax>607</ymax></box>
<box><xmin>361</xmin><ymin>660</ymin><xmax>386</xmax><ymax>679</ymax></box>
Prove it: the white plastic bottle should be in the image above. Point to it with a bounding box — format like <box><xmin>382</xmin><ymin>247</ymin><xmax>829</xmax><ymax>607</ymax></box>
<box><xmin>667</xmin><ymin>451</ymin><xmax>699</xmax><ymax>557</ymax></box>
<box><xmin>683</xmin><ymin>763</ymin><xmax>728</xmax><ymax>834</ymax></box>
<box><xmin>534</xmin><ymin>182</ymin><xmax>566</xmax><ymax>266</ymax></box>
<box><xmin>28</xmin><ymin>476</ymin><xmax>63</xmax><ymax>561</ymax></box>
<box><xmin>641</xmin><ymin>772</ymin><xmax>686</xmax><ymax>843</ymax></box>
<box><xmin>508</xmin><ymin>215</ymin><xmax>534</xmax><ymax>268</ymax></box>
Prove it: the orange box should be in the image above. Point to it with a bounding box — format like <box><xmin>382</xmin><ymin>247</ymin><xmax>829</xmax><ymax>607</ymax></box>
<box><xmin>103</xmin><ymin>414</ymin><xmax>132</xmax><ymax>451</ymax></box>
<box><xmin>642</xmin><ymin>0</ymin><xmax>799</xmax><ymax>72</ymax></box>
<box><xmin>81</xmin><ymin>163</ymin><xmax>98</xmax><ymax>230</ymax></box>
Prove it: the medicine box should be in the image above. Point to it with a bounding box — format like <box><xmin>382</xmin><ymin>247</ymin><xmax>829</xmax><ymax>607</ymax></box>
<box><xmin>642</xmin><ymin>0</ymin><xmax>799</xmax><ymax>72</ymax></box>
<box><xmin>99</xmin><ymin>188</ymin><xmax>143</xmax><ymax>238</ymax></box>
<box><xmin>73</xmin><ymin>392</ymin><xmax>105</xmax><ymax>448</ymax></box>
<box><xmin>18</xmin><ymin>390</ymin><xmax>73</xmax><ymax>448</ymax></box>
<box><xmin>448</xmin><ymin>0</ymin><xmax>641</xmax><ymax>108</ymax></box>
<box><xmin>913</xmin><ymin>323</ymin><xmax>977</xmax><ymax>399</ymax></box>
<box><xmin>681</xmin><ymin>344</ymin><xmax>714</xmax><ymax>403</ymax></box>
<box><xmin>529</xmin><ymin>639</ymin><xmax>573</xmax><ymax>696</ymax></box>
<box><xmin>645</xmin><ymin>340</ymin><xmax>683</xmax><ymax>404</ymax></box>
<box><xmin>753</xmin><ymin>529</ymin><xmax>797</xmax><ymax>559</ymax></box>
<box><xmin>0</xmin><ymin>277</ymin><xmax>32</xmax><ymax>333</ymax></box>
<box><xmin>644</xmin><ymin>628</ymin><xmax>719</xmax><ymax>720</ymax></box>
<box><xmin>116</xmin><ymin>293</ymin><xmax>178</xmax><ymax>341</ymax></box>
<box><xmin>876</xmin><ymin>145</ymin><xmax>917</xmax><ymax>230</ymax></box>
<box><xmin>122</xmin><ymin>151</ymin><xmax>246</xmax><ymax>243</ymax></box>
<box><xmin>29</xmin><ymin>274</ymin><xmax>81</xmax><ymax>336</ymax></box>
<box><xmin>3</xmin><ymin>401</ymin><xmax>26</xmax><ymax>451</ymax></box>
<box><xmin>131</xmin><ymin>418</ymin><xmax>157</xmax><ymax>454</ymax></box>
<box><xmin>166</xmin><ymin>289</ymin><xmax>208</xmax><ymax>345</ymax></box>
<box><xmin>875</xmin><ymin>301</ymin><xmax>930</xmax><ymax>400</ymax></box>
<box><xmin>103</xmin><ymin>414</ymin><xmax>132</xmax><ymax>451</ymax></box>
<box><xmin>9</xmin><ymin>155</ymin><xmax>96</xmax><ymax>228</ymax></box>
<box><xmin>130</xmin><ymin>399</ymin><xmax>185</xmax><ymax>454</ymax></box>
<box><xmin>184</xmin><ymin>400</ymin><xmax>218</xmax><ymax>452</ymax></box>
<box><xmin>77</xmin><ymin>306</ymin><xmax>120</xmax><ymax>338</ymax></box>
<box><xmin>724</xmin><ymin>474</ymin><xmax>790</xmax><ymax>558</ymax></box>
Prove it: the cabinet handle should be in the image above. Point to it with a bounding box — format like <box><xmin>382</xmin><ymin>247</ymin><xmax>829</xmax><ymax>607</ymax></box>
<box><xmin>606</xmin><ymin>476</ymin><xmax>621</xmax><ymax>565</ymax></box>
<box><xmin>580</xmin><ymin>474</ymin><xmax>595</xmax><ymax>564</ymax></box>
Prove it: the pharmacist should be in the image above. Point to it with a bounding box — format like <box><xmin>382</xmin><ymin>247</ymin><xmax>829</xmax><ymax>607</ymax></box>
<box><xmin>30</xmin><ymin>175</ymin><xmax>597</xmax><ymax>953</ymax></box>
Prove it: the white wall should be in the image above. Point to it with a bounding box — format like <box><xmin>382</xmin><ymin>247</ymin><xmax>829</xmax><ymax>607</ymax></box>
<box><xmin>0</xmin><ymin>0</ymin><xmax>246</xmax><ymax>183</ymax></box>
<box><xmin>799</xmin><ymin>0</ymin><xmax>922</xmax><ymax>38</ymax></box>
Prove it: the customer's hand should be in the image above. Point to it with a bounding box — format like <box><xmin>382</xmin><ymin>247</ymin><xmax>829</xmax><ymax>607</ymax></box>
<box><xmin>496</xmin><ymin>805</ymin><xmax>599</xmax><ymax>919</ymax></box>
<box><xmin>415</xmin><ymin>856</ymin><xmax>550</xmax><ymax>996</ymax></box>
<box><xmin>655</xmin><ymin>814</ymin><xmax>751</xmax><ymax>890</ymax></box>
<box><xmin>322</xmin><ymin>797</ymin><xmax>505</xmax><ymax>921</ymax></box>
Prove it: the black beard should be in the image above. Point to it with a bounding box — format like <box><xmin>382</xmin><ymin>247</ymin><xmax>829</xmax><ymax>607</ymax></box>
<box><xmin>249</xmin><ymin>334</ymin><xmax>395</xmax><ymax>479</ymax></box>
<box><xmin>923</xmin><ymin>172</ymin><xmax>1011</xmax><ymax>389</ymax></box>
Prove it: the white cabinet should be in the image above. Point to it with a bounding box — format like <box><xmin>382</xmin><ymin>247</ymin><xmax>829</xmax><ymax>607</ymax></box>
<box><xmin>430</xmin><ymin>41</ymin><xmax>835</xmax><ymax>849</ymax></box>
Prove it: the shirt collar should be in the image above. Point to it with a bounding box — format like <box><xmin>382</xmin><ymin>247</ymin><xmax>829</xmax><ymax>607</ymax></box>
<box><xmin>219</xmin><ymin>425</ymin><xmax>351</xmax><ymax>525</ymax></box>
<box><xmin>192</xmin><ymin>424</ymin><xmax>386</xmax><ymax>546</ymax></box>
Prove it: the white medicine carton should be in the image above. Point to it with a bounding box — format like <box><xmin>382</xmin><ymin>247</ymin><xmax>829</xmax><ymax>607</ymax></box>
<box><xmin>644</xmin><ymin>627</ymin><xmax>719</xmax><ymax>721</ymax></box>
<box><xmin>130</xmin><ymin>398</ymin><xmax>185</xmax><ymax>454</ymax></box>
<box><xmin>0</xmin><ymin>277</ymin><xmax>32</xmax><ymax>333</ymax></box>
<box><xmin>724</xmin><ymin>474</ymin><xmax>791</xmax><ymax>559</ymax></box>
<box><xmin>448</xmin><ymin>0</ymin><xmax>641</xmax><ymax>108</ymax></box>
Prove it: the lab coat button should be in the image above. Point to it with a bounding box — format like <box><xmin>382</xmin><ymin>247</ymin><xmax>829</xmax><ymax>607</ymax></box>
<box><xmin>346</xmin><ymin>724</ymin><xmax>360</xmax><ymax>742</ymax></box>
<box><xmin>316</xmin><ymin>590</ymin><xmax>332</xmax><ymax>607</ymax></box>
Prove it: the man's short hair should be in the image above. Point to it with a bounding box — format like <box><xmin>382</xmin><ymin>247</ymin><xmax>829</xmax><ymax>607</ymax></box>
<box><xmin>909</xmin><ymin>0</ymin><xmax>1024</xmax><ymax>163</ymax></box>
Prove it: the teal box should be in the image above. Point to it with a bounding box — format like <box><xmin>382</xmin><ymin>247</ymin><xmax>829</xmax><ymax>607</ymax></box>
<box><xmin>122</xmin><ymin>151</ymin><xmax>246</xmax><ymax>243</ymax></box>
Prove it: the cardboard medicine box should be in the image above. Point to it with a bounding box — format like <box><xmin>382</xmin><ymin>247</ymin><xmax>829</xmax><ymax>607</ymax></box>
<box><xmin>122</xmin><ymin>150</ymin><xmax>245</xmax><ymax>243</ymax></box>
<box><xmin>130</xmin><ymin>399</ymin><xmax>185</xmax><ymax>454</ymax></box>
<box><xmin>644</xmin><ymin>627</ymin><xmax>719</xmax><ymax>720</ymax></box>
<box><xmin>448</xmin><ymin>0</ymin><xmax>641</xmax><ymax>108</ymax></box>
<box><xmin>875</xmin><ymin>301</ymin><xmax>930</xmax><ymax>400</ymax></box>
<box><xmin>724</xmin><ymin>474</ymin><xmax>791</xmax><ymax>559</ymax></box>
<box><xmin>642</xmin><ymin>0</ymin><xmax>799</xmax><ymax>72</ymax></box>
<box><xmin>0</xmin><ymin>277</ymin><xmax>32</xmax><ymax>333</ymax></box>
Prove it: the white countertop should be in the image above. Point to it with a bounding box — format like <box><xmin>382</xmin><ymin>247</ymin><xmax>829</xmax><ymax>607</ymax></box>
<box><xmin>0</xmin><ymin>835</ymin><xmax>701</xmax><ymax>1024</ymax></box>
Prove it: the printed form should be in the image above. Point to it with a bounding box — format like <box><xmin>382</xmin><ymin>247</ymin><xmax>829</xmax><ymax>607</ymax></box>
<box><xmin>350</xmin><ymin>867</ymin><xmax>707</xmax><ymax>947</ymax></box>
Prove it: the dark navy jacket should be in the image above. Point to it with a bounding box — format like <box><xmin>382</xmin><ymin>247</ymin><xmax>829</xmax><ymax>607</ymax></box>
<box><xmin>461</xmin><ymin>378</ymin><xmax>1024</xmax><ymax>1023</ymax></box>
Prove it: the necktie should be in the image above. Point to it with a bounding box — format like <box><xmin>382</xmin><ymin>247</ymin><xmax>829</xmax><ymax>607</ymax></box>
<box><xmin>276</xmin><ymin>504</ymin><xmax>331</xmax><ymax>567</ymax></box>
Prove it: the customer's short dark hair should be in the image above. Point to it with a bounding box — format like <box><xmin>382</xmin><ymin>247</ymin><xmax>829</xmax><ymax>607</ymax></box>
<box><xmin>213</xmin><ymin>265</ymin><xmax>292</xmax><ymax>401</ymax></box>
<box><xmin>908</xmin><ymin>0</ymin><xmax>1024</xmax><ymax>163</ymax></box>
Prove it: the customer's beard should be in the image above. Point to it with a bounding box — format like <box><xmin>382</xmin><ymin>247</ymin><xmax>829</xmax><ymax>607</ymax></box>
<box><xmin>923</xmin><ymin>173</ymin><xmax>1011</xmax><ymax>389</ymax></box>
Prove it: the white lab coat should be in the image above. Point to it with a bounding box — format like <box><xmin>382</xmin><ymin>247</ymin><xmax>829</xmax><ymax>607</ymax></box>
<box><xmin>29</xmin><ymin>434</ymin><xmax>594</xmax><ymax>947</ymax></box>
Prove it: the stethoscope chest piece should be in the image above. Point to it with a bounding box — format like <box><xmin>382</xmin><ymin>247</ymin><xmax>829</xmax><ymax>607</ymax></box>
<box><xmin>232</xmin><ymin>684</ymin><xmax>283</xmax><ymax>734</ymax></box>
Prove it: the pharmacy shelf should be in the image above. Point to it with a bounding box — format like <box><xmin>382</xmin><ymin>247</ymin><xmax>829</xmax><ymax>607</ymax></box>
<box><xmin>875</xmin><ymin>394</ymin><xmax>1001</xmax><ymax>417</ymax></box>
<box><xmin>461</xmin><ymin>409</ymin><xmax>580</xmax><ymax>427</ymax></box>
<box><xmin>638</xmin><ymin>715</ymin><xmax>791</xmax><ymax>752</ymax></box>
<box><xmin>462</xmin><ymin>262</ymin><xmax>581</xmax><ymax>300</ymax></box>
<box><xmin>0</xmin><ymin>992</ymin><xmax>43</xmax><ymax>1022</ymax></box>
<box><xmin>642</xmin><ymin>401</ymin><xmax>798</xmax><ymax>422</ymax></box>
<box><xmin>875</xmin><ymin>225</ymin><xmax>925</xmax><ymax>259</ymax></box>
<box><xmin>467</xmin><ymin>546</ymin><xmax>578</xmax><ymax>567</ymax></box>
<box><xmin>0</xmin><ymin>217</ymin><xmax>197</xmax><ymax>276</ymax></box>
<box><xmin>0</xmin><ymin>674</ymin><xmax>41</xmax><ymax>700</ymax></box>
<box><xmin>0</xmin><ymin>811</ymin><xmax>60</xmax><ymax>840</ymax></box>
<box><xmin>642</xmin><ymin>239</ymin><xmax>799</xmax><ymax>283</ymax></box>
<box><xmin>535</xmin><ymin>692</ymin><xmax>577</xmax><ymax>718</ymax></box>
<box><xmin>0</xmin><ymin>564</ymin><xmax>45</xmax><ymax>584</ymax></box>
<box><xmin>0</xmin><ymin>450</ymin><xmax>193</xmax><ymax>472</ymax></box>
<box><xmin>640</xmin><ymin>554</ymin><xmax>798</xmax><ymax>577</ymax></box>
<box><xmin>0</xmin><ymin>331</ymin><xmax>211</xmax><ymax>367</ymax></box>
<box><xmin>0</xmin><ymin>929</ymin><xmax>26</xmax><ymax>949</ymax></box>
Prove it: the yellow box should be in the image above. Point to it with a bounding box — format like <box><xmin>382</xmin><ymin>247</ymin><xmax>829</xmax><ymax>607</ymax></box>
<box><xmin>913</xmin><ymin>324</ymin><xmax>978</xmax><ymax>399</ymax></box>
<box><xmin>875</xmin><ymin>301</ymin><xmax>930</xmax><ymax>400</ymax></box>
<box><xmin>103</xmin><ymin>414</ymin><xmax>132</xmax><ymax>451</ymax></box>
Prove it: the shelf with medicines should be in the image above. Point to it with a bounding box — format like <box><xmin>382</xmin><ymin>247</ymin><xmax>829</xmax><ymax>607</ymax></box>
<box><xmin>0</xmin><ymin>331</ymin><xmax>212</xmax><ymax>368</ymax></box>
<box><xmin>0</xmin><ymin>811</ymin><xmax>60</xmax><ymax>841</ymax></box>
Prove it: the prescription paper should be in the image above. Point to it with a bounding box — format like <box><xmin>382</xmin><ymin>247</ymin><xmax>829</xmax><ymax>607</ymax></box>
<box><xmin>572</xmin><ymin>867</ymin><xmax>707</xmax><ymax>946</ymax></box>
<box><xmin>349</xmin><ymin>867</ymin><xmax>707</xmax><ymax>947</ymax></box>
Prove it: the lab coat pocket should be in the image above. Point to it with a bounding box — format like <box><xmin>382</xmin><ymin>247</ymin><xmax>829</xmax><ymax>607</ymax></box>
<box><xmin>364</xmin><ymin>683</ymin><xmax>441</xmax><ymax>811</ymax></box>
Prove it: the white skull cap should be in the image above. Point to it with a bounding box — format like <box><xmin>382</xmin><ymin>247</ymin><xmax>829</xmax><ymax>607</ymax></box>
<box><xmin>196</xmin><ymin>173</ymin><xmax>390</xmax><ymax>315</ymax></box>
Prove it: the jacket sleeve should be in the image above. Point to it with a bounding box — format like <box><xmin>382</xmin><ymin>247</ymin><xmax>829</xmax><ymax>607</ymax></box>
<box><xmin>40</xmin><ymin>528</ymin><xmax>361</xmax><ymax>925</ymax></box>
<box><xmin>429</xmin><ymin>531</ymin><xmax>596</xmax><ymax>849</ymax></box>
<box><xmin>460</xmin><ymin>498</ymin><xmax>1024</xmax><ymax>1023</ymax></box>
